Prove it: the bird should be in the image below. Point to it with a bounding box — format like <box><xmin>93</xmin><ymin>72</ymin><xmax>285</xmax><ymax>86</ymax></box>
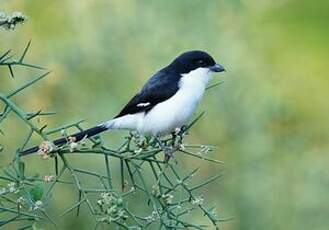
<box><xmin>20</xmin><ymin>50</ymin><xmax>225</xmax><ymax>156</ymax></box>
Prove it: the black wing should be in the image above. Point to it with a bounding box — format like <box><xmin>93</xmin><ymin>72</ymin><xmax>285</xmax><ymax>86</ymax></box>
<box><xmin>114</xmin><ymin>71</ymin><xmax>181</xmax><ymax>118</ymax></box>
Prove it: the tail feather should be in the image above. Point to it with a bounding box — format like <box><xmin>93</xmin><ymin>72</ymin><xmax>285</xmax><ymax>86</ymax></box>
<box><xmin>20</xmin><ymin>124</ymin><xmax>108</xmax><ymax>156</ymax></box>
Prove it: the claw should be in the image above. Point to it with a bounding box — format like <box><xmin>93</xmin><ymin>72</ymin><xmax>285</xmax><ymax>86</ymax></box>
<box><xmin>164</xmin><ymin>148</ymin><xmax>174</xmax><ymax>162</ymax></box>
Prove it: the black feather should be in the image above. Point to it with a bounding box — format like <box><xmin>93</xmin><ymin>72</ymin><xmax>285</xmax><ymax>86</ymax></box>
<box><xmin>20</xmin><ymin>125</ymin><xmax>108</xmax><ymax>156</ymax></box>
<box><xmin>115</xmin><ymin>70</ymin><xmax>181</xmax><ymax>117</ymax></box>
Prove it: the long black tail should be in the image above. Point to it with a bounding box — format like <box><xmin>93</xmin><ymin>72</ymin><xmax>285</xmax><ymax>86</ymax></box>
<box><xmin>20</xmin><ymin>124</ymin><xmax>108</xmax><ymax>156</ymax></box>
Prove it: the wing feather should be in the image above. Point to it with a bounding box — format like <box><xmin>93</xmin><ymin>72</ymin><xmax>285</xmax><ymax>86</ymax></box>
<box><xmin>114</xmin><ymin>71</ymin><xmax>181</xmax><ymax>118</ymax></box>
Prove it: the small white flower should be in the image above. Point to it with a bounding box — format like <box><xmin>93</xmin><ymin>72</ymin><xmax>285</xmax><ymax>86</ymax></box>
<box><xmin>151</xmin><ymin>185</ymin><xmax>161</xmax><ymax>198</ymax></box>
<box><xmin>0</xmin><ymin>12</ymin><xmax>27</xmax><ymax>30</ymax></box>
<box><xmin>7</xmin><ymin>182</ymin><xmax>16</xmax><ymax>193</ymax></box>
<box><xmin>17</xmin><ymin>196</ymin><xmax>26</xmax><ymax>208</ymax></box>
<box><xmin>100</xmin><ymin>192</ymin><xmax>109</xmax><ymax>199</ymax></box>
<box><xmin>17</xmin><ymin>196</ymin><xmax>25</xmax><ymax>202</ymax></box>
<box><xmin>191</xmin><ymin>196</ymin><xmax>204</xmax><ymax>206</ymax></box>
<box><xmin>37</xmin><ymin>141</ymin><xmax>55</xmax><ymax>159</ymax></box>
<box><xmin>174</xmin><ymin>127</ymin><xmax>181</xmax><ymax>135</ymax></box>
<box><xmin>97</xmin><ymin>199</ymin><xmax>103</xmax><ymax>206</ymax></box>
<box><xmin>145</xmin><ymin>210</ymin><xmax>160</xmax><ymax>223</ymax></box>
<box><xmin>134</xmin><ymin>148</ymin><xmax>142</xmax><ymax>154</ymax></box>
<box><xmin>69</xmin><ymin>142</ymin><xmax>79</xmax><ymax>152</ymax></box>
<box><xmin>43</xmin><ymin>175</ymin><xmax>55</xmax><ymax>183</ymax></box>
<box><xmin>33</xmin><ymin>200</ymin><xmax>43</xmax><ymax>210</ymax></box>
<box><xmin>68</xmin><ymin>136</ymin><xmax>77</xmax><ymax>143</ymax></box>
<box><xmin>162</xmin><ymin>193</ymin><xmax>174</xmax><ymax>204</ymax></box>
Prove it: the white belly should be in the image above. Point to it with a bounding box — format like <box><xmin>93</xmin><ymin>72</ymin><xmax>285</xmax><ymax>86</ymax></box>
<box><xmin>138</xmin><ymin>87</ymin><xmax>204</xmax><ymax>135</ymax></box>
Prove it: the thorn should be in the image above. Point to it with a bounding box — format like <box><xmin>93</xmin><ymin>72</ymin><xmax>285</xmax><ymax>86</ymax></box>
<box><xmin>19</xmin><ymin>40</ymin><xmax>32</xmax><ymax>63</ymax></box>
<box><xmin>39</xmin><ymin>124</ymin><xmax>48</xmax><ymax>133</ymax></box>
<box><xmin>8</xmin><ymin>65</ymin><xmax>14</xmax><ymax>78</ymax></box>
<box><xmin>0</xmin><ymin>49</ymin><xmax>11</xmax><ymax>62</ymax></box>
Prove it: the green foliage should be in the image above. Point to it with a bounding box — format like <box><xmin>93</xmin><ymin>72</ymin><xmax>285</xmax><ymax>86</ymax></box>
<box><xmin>29</xmin><ymin>184</ymin><xmax>44</xmax><ymax>202</ymax></box>
<box><xmin>0</xmin><ymin>44</ymin><xmax>223</xmax><ymax>229</ymax></box>
<box><xmin>2</xmin><ymin>1</ymin><xmax>328</xmax><ymax>230</ymax></box>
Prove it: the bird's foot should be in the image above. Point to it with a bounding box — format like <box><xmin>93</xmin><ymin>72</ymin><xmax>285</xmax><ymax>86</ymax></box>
<box><xmin>172</xmin><ymin>126</ymin><xmax>186</xmax><ymax>147</ymax></box>
<box><xmin>155</xmin><ymin>136</ymin><xmax>176</xmax><ymax>162</ymax></box>
<box><xmin>164</xmin><ymin>147</ymin><xmax>176</xmax><ymax>162</ymax></box>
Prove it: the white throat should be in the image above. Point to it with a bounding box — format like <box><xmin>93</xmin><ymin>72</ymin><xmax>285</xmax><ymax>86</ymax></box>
<box><xmin>179</xmin><ymin>67</ymin><xmax>212</xmax><ymax>93</ymax></box>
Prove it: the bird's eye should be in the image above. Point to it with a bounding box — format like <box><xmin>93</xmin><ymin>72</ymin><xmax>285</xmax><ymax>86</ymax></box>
<box><xmin>197</xmin><ymin>59</ymin><xmax>206</xmax><ymax>66</ymax></box>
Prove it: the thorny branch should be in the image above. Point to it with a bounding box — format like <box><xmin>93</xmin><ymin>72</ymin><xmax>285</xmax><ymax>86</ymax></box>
<box><xmin>0</xmin><ymin>43</ymin><xmax>225</xmax><ymax>229</ymax></box>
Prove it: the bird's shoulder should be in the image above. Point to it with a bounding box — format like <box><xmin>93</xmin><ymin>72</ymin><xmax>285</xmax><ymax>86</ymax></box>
<box><xmin>114</xmin><ymin>70</ymin><xmax>181</xmax><ymax>118</ymax></box>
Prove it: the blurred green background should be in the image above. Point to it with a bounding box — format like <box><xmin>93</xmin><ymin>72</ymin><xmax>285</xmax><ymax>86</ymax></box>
<box><xmin>1</xmin><ymin>0</ymin><xmax>329</xmax><ymax>229</ymax></box>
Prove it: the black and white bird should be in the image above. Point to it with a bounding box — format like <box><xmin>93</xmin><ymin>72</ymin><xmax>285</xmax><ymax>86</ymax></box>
<box><xmin>20</xmin><ymin>50</ymin><xmax>225</xmax><ymax>156</ymax></box>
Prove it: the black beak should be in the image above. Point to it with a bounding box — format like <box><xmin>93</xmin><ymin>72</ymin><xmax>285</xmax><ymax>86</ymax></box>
<box><xmin>210</xmin><ymin>63</ymin><xmax>225</xmax><ymax>73</ymax></box>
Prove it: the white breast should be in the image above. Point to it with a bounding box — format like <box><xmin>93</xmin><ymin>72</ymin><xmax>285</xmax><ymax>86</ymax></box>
<box><xmin>139</xmin><ymin>67</ymin><xmax>211</xmax><ymax>135</ymax></box>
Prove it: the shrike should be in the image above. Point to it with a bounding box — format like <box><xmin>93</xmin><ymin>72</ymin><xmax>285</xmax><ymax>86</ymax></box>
<box><xmin>21</xmin><ymin>50</ymin><xmax>225</xmax><ymax>156</ymax></box>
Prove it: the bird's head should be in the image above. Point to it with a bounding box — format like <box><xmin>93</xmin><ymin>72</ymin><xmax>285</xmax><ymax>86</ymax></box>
<box><xmin>168</xmin><ymin>50</ymin><xmax>225</xmax><ymax>75</ymax></box>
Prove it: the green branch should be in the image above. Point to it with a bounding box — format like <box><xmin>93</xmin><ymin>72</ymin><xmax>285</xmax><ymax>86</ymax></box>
<box><xmin>0</xmin><ymin>41</ymin><xmax>225</xmax><ymax>229</ymax></box>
